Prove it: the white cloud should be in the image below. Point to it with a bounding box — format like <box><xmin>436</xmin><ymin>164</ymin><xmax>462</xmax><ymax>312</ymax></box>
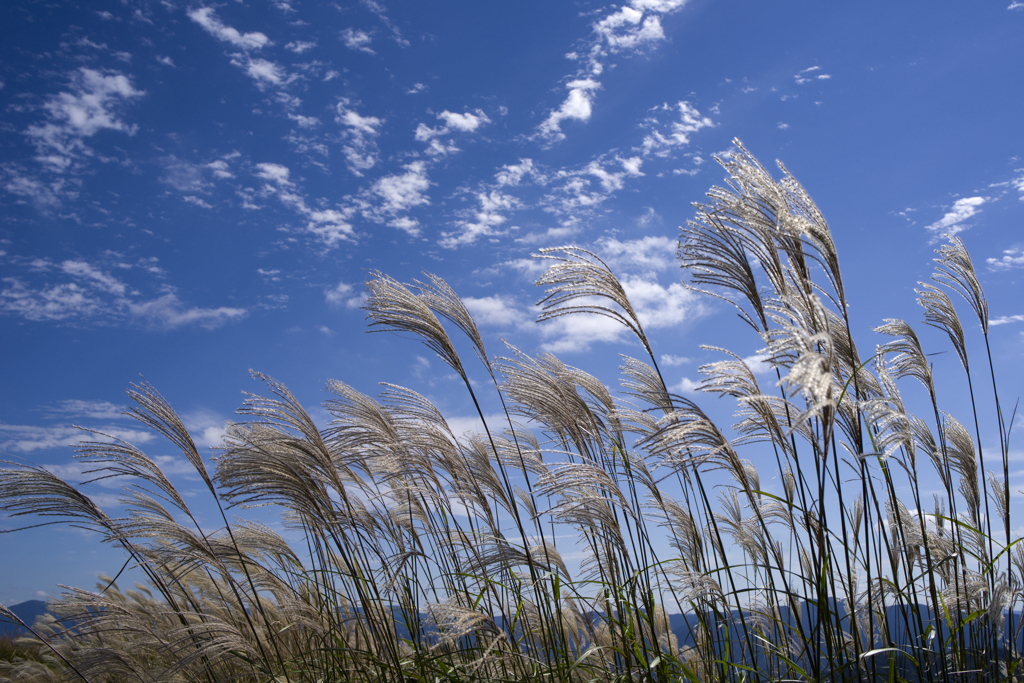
<box><xmin>183</xmin><ymin>196</ymin><xmax>213</xmax><ymax>209</ymax></box>
<box><xmin>660</xmin><ymin>354</ymin><xmax>690</xmax><ymax>367</ymax></box>
<box><xmin>367</xmin><ymin>161</ymin><xmax>430</xmax><ymax>229</ymax></box>
<box><xmin>157</xmin><ymin>55</ymin><xmax>175</xmax><ymax>67</ymax></box>
<box><xmin>437</xmin><ymin>110</ymin><xmax>490</xmax><ymax>132</ymax></box>
<box><xmin>0</xmin><ymin>423</ymin><xmax>154</xmax><ymax>453</ymax></box>
<box><xmin>187</xmin><ymin>7</ymin><xmax>270</xmax><ymax>50</ymax></box>
<box><xmin>537</xmin><ymin>278</ymin><xmax>701</xmax><ymax>352</ymax></box>
<box><xmin>0</xmin><ymin>277</ymin><xmax>101</xmax><ymax>321</ymax></box>
<box><xmin>325</xmin><ymin>281</ymin><xmax>366</xmax><ymax>309</ymax></box>
<box><xmin>48</xmin><ymin>399</ymin><xmax>127</xmax><ymax>421</ymax></box>
<box><xmin>1</xmin><ymin>169</ymin><xmax>71</xmax><ymax>209</ymax></box>
<box><xmin>128</xmin><ymin>293</ymin><xmax>246</xmax><ymax>330</ymax></box>
<box><xmin>183</xmin><ymin>410</ymin><xmax>229</xmax><ymax>449</ymax></box>
<box><xmin>673</xmin><ymin>377</ymin><xmax>701</xmax><ymax>394</ymax></box>
<box><xmin>1009</xmin><ymin>2</ymin><xmax>1024</xmax><ymax>9</ymax></box>
<box><xmin>924</xmin><ymin>196</ymin><xmax>986</xmax><ymax>239</ymax></box>
<box><xmin>254</xmin><ymin>165</ymin><xmax>357</xmax><ymax>246</ymax></box>
<box><xmin>255</xmin><ymin>162</ymin><xmax>292</xmax><ymax>185</ymax></box>
<box><xmin>406</xmin><ymin>82</ymin><xmax>427</xmax><ymax>94</ymax></box>
<box><xmin>598</xmin><ymin>235</ymin><xmax>677</xmax><ymax>272</ymax></box>
<box><xmin>306</xmin><ymin>209</ymin><xmax>357</xmax><ymax>245</ymax></box>
<box><xmin>988</xmin><ymin>247</ymin><xmax>1024</xmax><ymax>271</ymax></box>
<box><xmin>630</xmin><ymin>0</ymin><xmax>689</xmax><ymax>11</ymax></box>
<box><xmin>388</xmin><ymin>216</ymin><xmax>421</xmax><ymax>235</ymax></box>
<box><xmin>1012</xmin><ymin>173</ymin><xmax>1024</xmax><ymax>200</ymax></box>
<box><xmin>495</xmin><ymin>159</ymin><xmax>537</xmax><ymax>186</ymax></box>
<box><xmin>160</xmin><ymin>156</ymin><xmax>210</xmax><ymax>193</ymax></box>
<box><xmin>539</xmin><ymin>310</ymin><xmax>627</xmax><ymax>353</ymax></box>
<box><xmin>778</xmin><ymin>122</ymin><xmax>790</xmax><ymax>130</ymax></box>
<box><xmin>538</xmin><ymin>78</ymin><xmax>601</xmax><ymax>142</ymax></box>
<box><xmin>25</xmin><ymin>68</ymin><xmax>143</xmax><ymax>170</ymax></box>
<box><xmin>336</xmin><ymin>99</ymin><xmax>383</xmax><ymax>175</ymax></box>
<box><xmin>485</xmin><ymin>258</ymin><xmax>551</xmax><ymax>280</ymax></box>
<box><xmin>341</xmin><ymin>28</ymin><xmax>375</xmax><ymax>53</ymax></box>
<box><xmin>285</xmin><ymin>40</ymin><xmax>316</xmax><ymax>54</ymax></box>
<box><xmin>288</xmin><ymin>113</ymin><xmax>320</xmax><ymax>128</ymax></box>
<box><xmin>462</xmin><ymin>296</ymin><xmax>528</xmax><ymax>327</ymax></box>
<box><xmin>415</xmin><ymin>109</ymin><xmax>490</xmax><ymax>155</ymax></box>
<box><xmin>60</xmin><ymin>260</ymin><xmax>126</xmax><ymax>295</ymax></box>
<box><xmin>640</xmin><ymin>101</ymin><xmax>714</xmax><ymax>156</ymax></box>
<box><xmin>991</xmin><ymin>314</ymin><xmax>1024</xmax><ymax>326</ymax></box>
<box><xmin>536</xmin><ymin>0</ymin><xmax>689</xmax><ymax>144</ymax></box>
<box><xmin>440</xmin><ymin>190</ymin><xmax>520</xmax><ymax>248</ymax></box>
<box><xmin>542</xmin><ymin>157</ymin><xmax>644</xmax><ymax>214</ymax></box>
<box><xmin>206</xmin><ymin>159</ymin><xmax>234</xmax><ymax>179</ymax></box>
<box><xmin>741</xmin><ymin>352</ymin><xmax>773</xmax><ymax>375</ymax></box>
<box><xmin>232</xmin><ymin>56</ymin><xmax>291</xmax><ymax>89</ymax></box>
<box><xmin>594</xmin><ymin>7</ymin><xmax>666</xmax><ymax>51</ymax></box>
<box><xmin>621</xmin><ymin>277</ymin><xmax>700</xmax><ymax>329</ymax></box>
<box><xmin>795</xmin><ymin>66</ymin><xmax>832</xmax><ymax>84</ymax></box>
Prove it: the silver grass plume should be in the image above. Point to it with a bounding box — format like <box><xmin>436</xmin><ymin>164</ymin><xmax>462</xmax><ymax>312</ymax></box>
<box><xmin>933</xmin><ymin>235</ymin><xmax>989</xmax><ymax>334</ymax></box>
<box><xmin>534</xmin><ymin>246</ymin><xmax>661</xmax><ymax>371</ymax></box>
<box><xmin>875</xmin><ymin>319</ymin><xmax>936</xmax><ymax>399</ymax></box>
<box><xmin>763</xmin><ymin>291</ymin><xmax>835</xmax><ymax>436</ymax></box>
<box><xmin>620</xmin><ymin>355</ymin><xmax>674</xmax><ymax>414</ymax></box>
<box><xmin>942</xmin><ymin>412</ymin><xmax>981</xmax><ymax>525</ymax></box>
<box><xmin>364</xmin><ymin>271</ymin><xmax>469</xmax><ymax>381</ymax></box>
<box><xmin>126</xmin><ymin>381</ymin><xmax>215</xmax><ymax>492</ymax></box>
<box><xmin>414</xmin><ymin>272</ymin><xmax>494</xmax><ymax>377</ymax></box>
<box><xmin>917</xmin><ymin>283</ymin><xmax>969</xmax><ymax>373</ymax></box>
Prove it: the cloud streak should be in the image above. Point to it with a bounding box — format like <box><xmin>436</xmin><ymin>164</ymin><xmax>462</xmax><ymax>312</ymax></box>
<box><xmin>924</xmin><ymin>196</ymin><xmax>986</xmax><ymax>240</ymax></box>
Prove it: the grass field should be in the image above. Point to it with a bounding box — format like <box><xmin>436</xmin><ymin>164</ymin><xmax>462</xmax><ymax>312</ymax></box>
<box><xmin>1</xmin><ymin>142</ymin><xmax>1019</xmax><ymax>682</ymax></box>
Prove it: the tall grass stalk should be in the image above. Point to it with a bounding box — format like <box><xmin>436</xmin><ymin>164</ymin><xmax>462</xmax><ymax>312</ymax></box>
<box><xmin>1</xmin><ymin>140</ymin><xmax>1019</xmax><ymax>682</ymax></box>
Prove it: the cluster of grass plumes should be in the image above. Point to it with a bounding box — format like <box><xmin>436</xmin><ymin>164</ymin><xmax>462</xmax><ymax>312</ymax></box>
<box><xmin>1</xmin><ymin>140</ymin><xmax>1020</xmax><ymax>682</ymax></box>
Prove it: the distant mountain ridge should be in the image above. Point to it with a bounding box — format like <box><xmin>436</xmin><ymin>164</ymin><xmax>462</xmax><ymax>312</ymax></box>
<box><xmin>0</xmin><ymin>600</ymin><xmax>48</xmax><ymax>637</ymax></box>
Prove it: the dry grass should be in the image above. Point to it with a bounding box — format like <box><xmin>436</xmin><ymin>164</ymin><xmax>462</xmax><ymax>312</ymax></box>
<box><xmin>1</xmin><ymin>141</ymin><xmax>1019</xmax><ymax>682</ymax></box>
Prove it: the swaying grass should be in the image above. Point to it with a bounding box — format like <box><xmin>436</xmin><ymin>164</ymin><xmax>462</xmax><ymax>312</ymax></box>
<box><xmin>1</xmin><ymin>140</ymin><xmax>1020</xmax><ymax>682</ymax></box>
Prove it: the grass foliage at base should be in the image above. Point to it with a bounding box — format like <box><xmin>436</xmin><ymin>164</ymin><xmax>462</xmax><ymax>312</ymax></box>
<box><xmin>1</xmin><ymin>141</ymin><xmax>1020</xmax><ymax>682</ymax></box>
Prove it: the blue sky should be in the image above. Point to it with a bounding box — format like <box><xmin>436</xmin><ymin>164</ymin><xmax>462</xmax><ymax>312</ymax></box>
<box><xmin>1</xmin><ymin>0</ymin><xmax>1023</xmax><ymax>606</ymax></box>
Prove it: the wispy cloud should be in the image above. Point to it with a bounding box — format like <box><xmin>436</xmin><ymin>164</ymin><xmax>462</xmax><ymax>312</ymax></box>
<box><xmin>462</xmin><ymin>296</ymin><xmax>529</xmax><ymax>327</ymax></box>
<box><xmin>537</xmin><ymin>0</ymin><xmax>691</xmax><ymax>142</ymax></box>
<box><xmin>336</xmin><ymin>99</ymin><xmax>383</xmax><ymax>175</ymax></box>
<box><xmin>594</xmin><ymin>6</ymin><xmax>667</xmax><ymax>52</ymax></box>
<box><xmin>325</xmin><ymin>281</ymin><xmax>366</xmax><ymax>309</ymax></box>
<box><xmin>0</xmin><ymin>255</ymin><xmax>246</xmax><ymax>329</ymax></box>
<box><xmin>187</xmin><ymin>7</ymin><xmax>270</xmax><ymax>50</ymax></box>
<box><xmin>987</xmin><ymin>247</ymin><xmax>1024</xmax><ymax>271</ymax></box>
<box><xmin>440</xmin><ymin>190</ymin><xmax>520</xmax><ymax>248</ymax></box>
<box><xmin>127</xmin><ymin>294</ymin><xmax>247</xmax><ymax>330</ymax></box>
<box><xmin>795</xmin><ymin>65</ymin><xmax>832</xmax><ymax>84</ymax></box>
<box><xmin>598</xmin><ymin>235</ymin><xmax>678</xmax><ymax>273</ymax></box>
<box><xmin>230</xmin><ymin>55</ymin><xmax>292</xmax><ymax>89</ymax></box>
<box><xmin>46</xmin><ymin>399</ymin><xmax>127</xmax><ymax>421</ymax></box>
<box><xmin>253</xmin><ymin>162</ymin><xmax>358</xmax><ymax>246</ymax></box>
<box><xmin>0</xmin><ymin>423</ymin><xmax>153</xmax><ymax>453</ymax></box>
<box><xmin>538</xmin><ymin>78</ymin><xmax>601</xmax><ymax>142</ymax></box>
<box><xmin>991</xmin><ymin>313</ymin><xmax>1024</xmax><ymax>326</ymax></box>
<box><xmin>285</xmin><ymin>40</ymin><xmax>316</xmax><ymax>54</ymax></box>
<box><xmin>364</xmin><ymin>161</ymin><xmax>430</xmax><ymax>234</ymax></box>
<box><xmin>538</xmin><ymin>277</ymin><xmax>701</xmax><ymax>352</ymax></box>
<box><xmin>340</xmin><ymin>28</ymin><xmax>375</xmax><ymax>54</ymax></box>
<box><xmin>25</xmin><ymin>68</ymin><xmax>143</xmax><ymax>172</ymax></box>
<box><xmin>924</xmin><ymin>196</ymin><xmax>986</xmax><ymax>240</ymax></box>
<box><xmin>639</xmin><ymin>101</ymin><xmax>714</xmax><ymax>157</ymax></box>
<box><xmin>495</xmin><ymin>159</ymin><xmax>539</xmax><ymax>187</ymax></box>
<box><xmin>542</xmin><ymin>156</ymin><xmax>644</xmax><ymax>214</ymax></box>
<box><xmin>415</xmin><ymin>109</ymin><xmax>491</xmax><ymax>156</ymax></box>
